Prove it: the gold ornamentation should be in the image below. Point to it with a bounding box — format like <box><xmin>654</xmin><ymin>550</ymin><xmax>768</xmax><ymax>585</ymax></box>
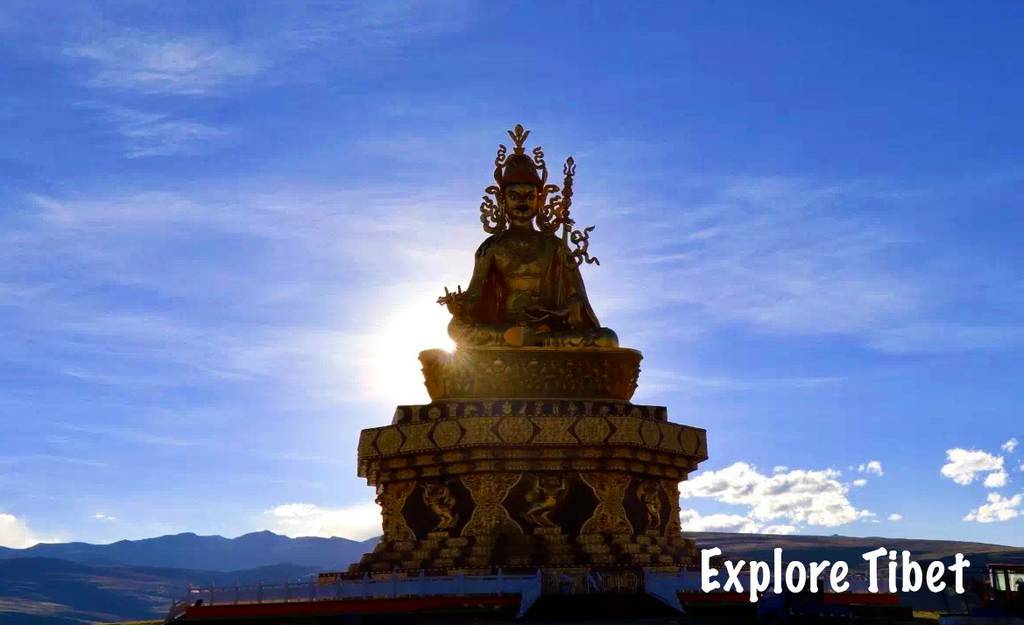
<box><xmin>350</xmin><ymin>125</ymin><xmax>711</xmax><ymax>576</ymax></box>
<box><xmin>422</xmin><ymin>481</ymin><xmax>459</xmax><ymax>531</ymax></box>
<box><xmin>573</xmin><ymin>416</ymin><xmax>611</xmax><ymax>443</ymax></box>
<box><xmin>658</xmin><ymin>422</ymin><xmax>683</xmax><ymax>451</ymax></box>
<box><xmin>431</xmin><ymin>420</ymin><xmax>463</xmax><ymax>448</ymax></box>
<box><xmin>442</xmin><ymin>125</ymin><xmax>615</xmax><ymax>349</ymax></box>
<box><xmin>508</xmin><ymin>123</ymin><xmax>529</xmax><ymax>153</ymax></box>
<box><xmin>636</xmin><ymin>480</ymin><xmax>664</xmax><ymax>531</ymax></box>
<box><xmin>357</xmin><ymin>430</ymin><xmax>378</xmax><ymax>458</ymax></box>
<box><xmin>399</xmin><ymin>423</ymin><xmax>433</xmax><ymax>453</ymax></box>
<box><xmin>461</xmin><ymin>473</ymin><xmax>521</xmax><ymax>536</ymax></box>
<box><xmin>419</xmin><ymin>347</ymin><xmax>641</xmax><ymax>401</ymax></box>
<box><xmin>607</xmin><ymin>416</ymin><xmax>642</xmax><ymax>445</ymax></box>
<box><xmin>580</xmin><ymin>473</ymin><xmax>633</xmax><ymax>534</ymax></box>
<box><xmin>377</xmin><ymin>481</ymin><xmax>415</xmax><ymax>541</ymax></box>
<box><xmin>496</xmin><ymin>417</ymin><xmax>534</xmax><ymax>444</ymax></box>
<box><xmin>523</xmin><ymin>475</ymin><xmax>567</xmax><ymax>527</ymax></box>
<box><xmin>663</xmin><ymin>481</ymin><xmax>682</xmax><ymax>535</ymax></box>
<box><xmin>376</xmin><ymin>428</ymin><xmax>403</xmax><ymax>454</ymax></box>
<box><xmin>530</xmin><ymin>416</ymin><xmax>576</xmax><ymax>444</ymax></box>
<box><xmin>459</xmin><ymin>416</ymin><xmax>501</xmax><ymax>446</ymax></box>
<box><xmin>640</xmin><ymin>420</ymin><xmax>662</xmax><ymax>448</ymax></box>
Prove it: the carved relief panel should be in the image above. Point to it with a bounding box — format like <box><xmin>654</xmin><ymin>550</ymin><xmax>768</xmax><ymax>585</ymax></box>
<box><xmin>401</xmin><ymin>479</ymin><xmax>474</xmax><ymax>539</ymax></box>
<box><xmin>501</xmin><ymin>472</ymin><xmax>597</xmax><ymax>536</ymax></box>
<box><xmin>623</xmin><ymin>478</ymin><xmax>671</xmax><ymax>535</ymax></box>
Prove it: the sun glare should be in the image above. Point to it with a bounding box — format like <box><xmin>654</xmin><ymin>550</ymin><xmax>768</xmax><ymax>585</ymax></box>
<box><xmin>365</xmin><ymin>300</ymin><xmax>454</xmax><ymax>404</ymax></box>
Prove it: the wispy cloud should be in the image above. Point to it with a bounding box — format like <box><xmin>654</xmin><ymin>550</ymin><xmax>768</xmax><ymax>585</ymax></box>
<box><xmin>585</xmin><ymin>171</ymin><xmax>1024</xmax><ymax>359</ymax></box>
<box><xmin>593</xmin><ymin>176</ymin><xmax>921</xmax><ymax>337</ymax></box>
<box><xmin>64</xmin><ymin>33</ymin><xmax>262</xmax><ymax>96</ymax></box>
<box><xmin>868</xmin><ymin>322</ymin><xmax>1024</xmax><ymax>354</ymax></box>
<box><xmin>56</xmin><ymin>3</ymin><xmax>466</xmax><ymax>97</ymax></box>
<box><xmin>0</xmin><ymin>454</ymin><xmax>107</xmax><ymax>468</ymax></box>
<box><xmin>3</xmin><ymin>183</ymin><xmax>474</xmax><ymax>412</ymax></box>
<box><xmin>58</xmin><ymin>423</ymin><xmax>202</xmax><ymax>448</ymax></box>
<box><xmin>79</xmin><ymin>103</ymin><xmax>229</xmax><ymax>157</ymax></box>
<box><xmin>642</xmin><ymin>369</ymin><xmax>846</xmax><ymax>393</ymax></box>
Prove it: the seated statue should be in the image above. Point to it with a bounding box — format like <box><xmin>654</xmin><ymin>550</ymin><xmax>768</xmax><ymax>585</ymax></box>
<box><xmin>438</xmin><ymin>125</ymin><xmax>618</xmax><ymax>349</ymax></box>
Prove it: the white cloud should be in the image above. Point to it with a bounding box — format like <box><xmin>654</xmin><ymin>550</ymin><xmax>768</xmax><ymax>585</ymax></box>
<box><xmin>679</xmin><ymin>462</ymin><xmax>872</xmax><ymax>527</ymax></box>
<box><xmin>0</xmin><ymin>512</ymin><xmax>46</xmax><ymax>548</ymax></box>
<box><xmin>984</xmin><ymin>471</ymin><xmax>1008</xmax><ymax>488</ymax></box>
<box><xmin>941</xmin><ymin>448</ymin><xmax>1005</xmax><ymax>486</ymax></box>
<box><xmin>58</xmin><ymin>5</ymin><xmax>465</xmax><ymax>97</ymax></box>
<box><xmin>852</xmin><ymin>479</ymin><xmax>867</xmax><ymax>487</ymax></box>
<box><xmin>679</xmin><ymin>510</ymin><xmax>797</xmax><ymax>535</ymax></box>
<box><xmin>65</xmin><ymin>34</ymin><xmax>263</xmax><ymax>96</ymax></box>
<box><xmin>858</xmin><ymin>461</ymin><xmax>883</xmax><ymax>477</ymax></box>
<box><xmin>773</xmin><ymin>465</ymin><xmax>789</xmax><ymax>473</ymax></box>
<box><xmin>888</xmin><ymin>513</ymin><xmax>903</xmax><ymax>521</ymax></box>
<box><xmin>264</xmin><ymin>501</ymin><xmax>381</xmax><ymax>540</ymax></box>
<box><xmin>92</xmin><ymin>513</ymin><xmax>116</xmax><ymax>521</ymax></box>
<box><xmin>763</xmin><ymin>524</ymin><xmax>799</xmax><ymax>535</ymax></box>
<box><xmin>610</xmin><ymin>177</ymin><xmax>920</xmax><ymax>337</ymax></box>
<box><xmin>1003</xmin><ymin>438</ymin><xmax>1019</xmax><ymax>453</ymax></box>
<box><xmin>868</xmin><ymin>322</ymin><xmax>1024</xmax><ymax>355</ymax></box>
<box><xmin>963</xmin><ymin>493</ymin><xmax>1022</xmax><ymax>523</ymax></box>
<box><xmin>680</xmin><ymin>510</ymin><xmax>760</xmax><ymax>533</ymax></box>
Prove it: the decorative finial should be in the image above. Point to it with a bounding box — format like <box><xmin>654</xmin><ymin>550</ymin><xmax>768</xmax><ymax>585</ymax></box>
<box><xmin>508</xmin><ymin>124</ymin><xmax>529</xmax><ymax>155</ymax></box>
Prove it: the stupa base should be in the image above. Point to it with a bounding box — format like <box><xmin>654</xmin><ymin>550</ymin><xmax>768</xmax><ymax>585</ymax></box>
<box><xmin>349</xmin><ymin>530</ymin><xmax>698</xmax><ymax>576</ymax></box>
<box><xmin>355</xmin><ymin>398</ymin><xmax>707</xmax><ymax>577</ymax></box>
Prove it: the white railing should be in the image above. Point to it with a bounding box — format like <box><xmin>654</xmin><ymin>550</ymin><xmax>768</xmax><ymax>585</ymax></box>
<box><xmin>166</xmin><ymin>570</ymin><xmax>543</xmax><ymax>621</ymax></box>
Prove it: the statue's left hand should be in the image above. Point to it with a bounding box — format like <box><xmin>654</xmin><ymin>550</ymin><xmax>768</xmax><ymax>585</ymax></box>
<box><xmin>524</xmin><ymin>305</ymin><xmax>569</xmax><ymax>324</ymax></box>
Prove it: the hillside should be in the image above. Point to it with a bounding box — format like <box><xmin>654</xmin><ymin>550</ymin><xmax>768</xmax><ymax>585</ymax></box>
<box><xmin>0</xmin><ymin>558</ymin><xmax>317</xmax><ymax>625</ymax></box>
<box><xmin>0</xmin><ymin>530</ymin><xmax>376</xmax><ymax>572</ymax></box>
<box><xmin>1</xmin><ymin>531</ymin><xmax>1022</xmax><ymax>624</ymax></box>
<box><xmin>690</xmin><ymin>531</ymin><xmax>1024</xmax><ymax>570</ymax></box>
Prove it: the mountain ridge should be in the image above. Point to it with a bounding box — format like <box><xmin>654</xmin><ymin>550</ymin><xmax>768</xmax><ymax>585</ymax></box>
<box><xmin>0</xmin><ymin>530</ymin><xmax>378</xmax><ymax>572</ymax></box>
<box><xmin>2</xmin><ymin>531</ymin><xmax>1023</xmax><ymax>624</ymax></box>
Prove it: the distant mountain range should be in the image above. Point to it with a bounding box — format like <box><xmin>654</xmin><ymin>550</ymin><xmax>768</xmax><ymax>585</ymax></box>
<box><xmin>0</xmin><ymin>558</ymin><xmax>319</xmax><ymax>625</ymax></box>
<box><xmin>0</xmin><ymin>530</ymin><xmax>378</xmax><ymax>572</ymax></box>
<box><xmin>0</xmin><ymin>530</ymin><xmax>1022</xmax><ymax>624</ymax></box>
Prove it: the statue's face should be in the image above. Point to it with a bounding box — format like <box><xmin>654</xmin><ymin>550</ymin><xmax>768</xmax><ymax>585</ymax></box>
<box><xmin>504</xmin><ymin>183</ymin><xmax>540</xmax><ymax>224</ymax></box>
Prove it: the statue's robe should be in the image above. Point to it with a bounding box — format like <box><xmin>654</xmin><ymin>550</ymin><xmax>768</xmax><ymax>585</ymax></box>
<box><xmin>449</xmin><ymin>231</ymin><xmax>615</xmax><ymax>347</ymax></box>
<box><xmin>470</xmin><ymin>232</ymin><xmax>601</xmax><ymax>331</ymax></box>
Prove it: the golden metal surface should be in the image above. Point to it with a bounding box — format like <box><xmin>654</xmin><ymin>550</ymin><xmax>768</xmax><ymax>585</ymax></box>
<box><xmin>440</xmin><ymin>125</ymin><xmax>612</xmax><ymax>349</ymax></box>
<box><xmin>350</xmin><ymin>125</ymin><xmax>709</xmax><ymax>576</ymax></box>
<box><xmin>419</xmin><ymin>347</ymin><xmax>641</xmax><ymax>401</ymax></box>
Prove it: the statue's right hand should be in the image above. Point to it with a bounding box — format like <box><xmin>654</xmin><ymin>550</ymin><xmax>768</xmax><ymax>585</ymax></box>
<box><xmin>437</xmin><ymin>285</ymin><xmax>467</xmax><ymax>317</ymax></box>
<box><xmin>446</xmin><ymin>298</ymin><xmax>465</xmax><ymax>317</ymax></box>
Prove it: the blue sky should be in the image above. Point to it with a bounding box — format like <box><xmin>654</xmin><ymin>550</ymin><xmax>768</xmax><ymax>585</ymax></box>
<box><xmin>0</xmin><ymin>1</ymin><xmax>1022</xmax><ymax>548</ymax></box>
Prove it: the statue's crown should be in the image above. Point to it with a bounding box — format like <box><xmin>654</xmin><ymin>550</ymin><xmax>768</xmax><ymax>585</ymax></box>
<box><xmin>494</xmin><ymin>123</ymin><xmax>545</xmax><ymax>189</ymax></box>
<box><xmin>480</xmin><ymin>124</ymin><xmax>578</xmax><ymax>238</ymax></box>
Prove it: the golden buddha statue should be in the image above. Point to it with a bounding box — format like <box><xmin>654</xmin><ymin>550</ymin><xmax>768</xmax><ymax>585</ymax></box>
<box><xmin>438</xmin><ymin>124</ymin><xmax>618</xmax><ymax>348</ymax></box>
<box><xmin>352</xmin><ymin>125</ymin><xmax>709</xmax><ymax>580</ymax></box>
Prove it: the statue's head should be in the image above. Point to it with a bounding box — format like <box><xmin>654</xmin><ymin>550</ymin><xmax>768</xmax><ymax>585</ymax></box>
<box><xmin>501</xmin><ymin>152</ymin><xmax>542</xmax><ymax>225</ymax></box>
<box><xmin>480</xmin><ymin>124</ymin><xmax>578</xmax><ymax>236</ymax></box>
<box><xmin>490</xmin><ymin>124</ymin><xmax>545</xmax><ymax>229</ymax></box>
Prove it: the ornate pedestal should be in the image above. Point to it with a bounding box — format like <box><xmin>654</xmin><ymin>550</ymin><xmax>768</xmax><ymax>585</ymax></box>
<box><xmin>419</xmin><ymin>347</ymin><xmax>642</xmax><ymax>401</ymax></box>
<box><xmin>350</xmin><ymin>348</ymin><xmax>708</xmax><ymax>577</ymax></box>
